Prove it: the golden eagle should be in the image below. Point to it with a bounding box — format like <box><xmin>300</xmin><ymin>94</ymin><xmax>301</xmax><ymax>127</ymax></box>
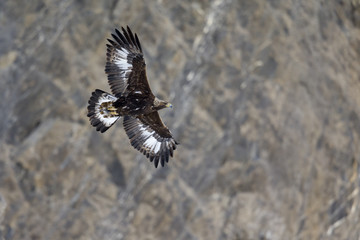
<box><xmin>87</xmin><ymin>26</ymin><xmax>178</xmax><ymax>168</ymax></box>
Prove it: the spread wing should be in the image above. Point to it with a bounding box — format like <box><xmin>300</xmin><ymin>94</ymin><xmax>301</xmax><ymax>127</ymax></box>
<box><xmin>123</xmin><ymin>112</ymin><xmax>178</xmax><ymax>168</ymax></box>
<box><xmin>105</xmin><ymin>26</ymin><xmax>153</xmax><ymax>97</ymax></box>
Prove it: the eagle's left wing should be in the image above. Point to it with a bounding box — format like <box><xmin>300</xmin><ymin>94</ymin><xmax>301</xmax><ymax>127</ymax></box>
<box><xmin>105</xmin><ymin>26</ymin><xmax>153</xmax><ymax>97</ymax></box>
<box><xmin>123</xmin><ymin>112</ymin><xmax>178</xmax><ymax>168</ymax></box>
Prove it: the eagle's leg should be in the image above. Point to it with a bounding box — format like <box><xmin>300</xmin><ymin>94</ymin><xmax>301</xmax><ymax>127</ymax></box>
<box><xmin>99</xmin><ymin>102</ymin><xmax>119</xmax><ymax>116</ymax></box>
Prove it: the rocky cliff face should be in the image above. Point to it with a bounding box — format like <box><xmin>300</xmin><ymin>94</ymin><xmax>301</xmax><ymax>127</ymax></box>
<box><xmin>1</xmin><ymin>0</ymin><xmax>360</xmax><ymax>239</ymax></box>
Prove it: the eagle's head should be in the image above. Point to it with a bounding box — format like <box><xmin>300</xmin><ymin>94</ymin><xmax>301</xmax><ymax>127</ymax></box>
<box><xmin>153</xmin><ymin>97</ymin><xmax>173</xmax><ymax>111</ymax></box>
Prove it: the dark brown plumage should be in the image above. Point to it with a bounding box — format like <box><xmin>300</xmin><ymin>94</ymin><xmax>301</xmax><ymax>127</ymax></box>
<box><xmin>87</xmin><ymin>26</ymin><xmax>178</xmax><ymax>167</ymax></box>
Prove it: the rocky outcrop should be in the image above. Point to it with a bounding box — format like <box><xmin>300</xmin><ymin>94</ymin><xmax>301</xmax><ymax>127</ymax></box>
<box><xmin>0</xmin><ymin>0</ymin><xmax>360</xmax><ymax>239</ymax></box>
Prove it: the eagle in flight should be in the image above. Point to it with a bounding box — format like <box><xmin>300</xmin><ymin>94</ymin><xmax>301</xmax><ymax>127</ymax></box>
<box><xmin>87</xmin><ymin>26</ymin><xmax>178</xmax><ymax>168</ymax></box>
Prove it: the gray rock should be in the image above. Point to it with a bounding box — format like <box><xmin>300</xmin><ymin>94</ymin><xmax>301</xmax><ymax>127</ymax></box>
<box><xmin>0</xmin><ymin>0</ymin><xmax>360</xmax><ymax>239</ymax></box>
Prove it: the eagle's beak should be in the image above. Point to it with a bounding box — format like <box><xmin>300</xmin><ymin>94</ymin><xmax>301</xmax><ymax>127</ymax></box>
<box><xmin>166</xmin><ymin>103</ymin><xmax>173</xmax><ymax>109</ymax></box>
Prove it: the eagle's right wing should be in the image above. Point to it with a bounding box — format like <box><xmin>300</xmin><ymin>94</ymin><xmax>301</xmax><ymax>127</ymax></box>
<box><xmin>105</xmin><ymin>26</ymin><xmax>153</xmax><ymax>97</ymax></box>
<box><xmin>123</xmin><ymin>112</ymin><xmax>178</xmax><ymax>168</ymax></box>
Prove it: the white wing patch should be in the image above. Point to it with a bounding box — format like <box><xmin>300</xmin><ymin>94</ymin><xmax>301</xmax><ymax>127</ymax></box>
<box><xmin>123</xmin><ymin>116</ymin><xmax>178</xmax><ymax>168</ymax></box>
<box><xmin>141</xmin><ymin>128</ymin><xmax>154</xmax><ymax>138</ymax></box>
<box><xmin>114</xmin><ymin>48</ymin><xmax>132</xmax><ymax>70</ymax></box>
<box><xmin>143</xmin><ymin>136</ymin><xmax>161</xmax><ymax>153</ymax></box>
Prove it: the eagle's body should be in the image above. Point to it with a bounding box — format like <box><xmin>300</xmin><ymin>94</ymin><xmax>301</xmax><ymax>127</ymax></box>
<box><xmin>87</xmin><ymin>26</ymin><xmax>178</xmax><ymax>168</ymax></box>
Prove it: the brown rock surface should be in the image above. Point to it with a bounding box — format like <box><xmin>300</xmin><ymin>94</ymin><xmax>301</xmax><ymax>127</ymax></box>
<box><xmin>1</xmin><ymin>0</ymin><xmax>360</xmax><ymax>239</ymax></box>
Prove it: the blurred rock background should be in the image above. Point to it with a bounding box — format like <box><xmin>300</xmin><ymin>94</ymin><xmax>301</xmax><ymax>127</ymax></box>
<box><xmin>1</xmin><ymin>0</ymin><xmax>360</xmax><ymax>239</ymax></box>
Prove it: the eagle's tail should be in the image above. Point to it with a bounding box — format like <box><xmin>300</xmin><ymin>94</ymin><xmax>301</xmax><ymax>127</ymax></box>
<box><xmin>87</xmin><ymin>89</ymin><xmax>120</xmax><ymax>133</ymax></box>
